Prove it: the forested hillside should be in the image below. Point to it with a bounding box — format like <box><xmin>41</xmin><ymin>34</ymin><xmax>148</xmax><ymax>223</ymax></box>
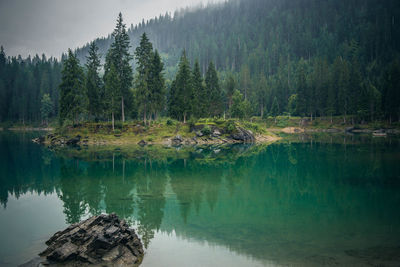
<box><xmin>1</xmin><ymin>0</ymin><xmax>399</xmax><ymax>124</ymax></box>
<box><xmin>0</xmin><ymin>48</ymin><xmax>62</xmax><ymax>123</ymax></box>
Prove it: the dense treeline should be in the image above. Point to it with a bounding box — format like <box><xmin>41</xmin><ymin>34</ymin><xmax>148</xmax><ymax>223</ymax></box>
<box><xmin>1</xmin><ymin>0</ymin><xmax>400</xmax><ymax>124</ymax></box>
<box><xmin>58</xmin><ymin>14</ymin><xmax>225</xmax><ymax>126</ymax></box>
<box><xmin>0</xmin><ymin>48</ymin><xmax>62</xmax><ymax>123</ymax></box>
<box><xmin>75</xmin><ymin>0</ymin><xmax>400</xmax><ymax>123</ymax></box>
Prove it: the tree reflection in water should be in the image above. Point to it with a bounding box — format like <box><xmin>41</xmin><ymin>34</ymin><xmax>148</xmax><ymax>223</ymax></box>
<box><xmin>1</xmin><ymin>132</ymin><xmax>400</xmax><ymax>265</ymax></box>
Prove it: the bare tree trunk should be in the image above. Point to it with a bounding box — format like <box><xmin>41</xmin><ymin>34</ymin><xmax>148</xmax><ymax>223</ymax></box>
<box><xmin>143</xmin><ymin>103</ymin><xmax>147</xmax><ymax>125</ymax></box>
<box><xmin>121</xmin><ymin>97</ymin><xmax>125</xmax><ymax>122</ymax></box>
<box><xmin>260</xmin><ymin>104</ymin><xmax>264</xmax><ymax>118</ymax></box>
<box><xmin>184</xmin><ymin>112</ymin><xmax>187</xmax><ymax>124</ymax></box>
<box><xmin>112</xmin><ymin>111</ymin><xmax>115</xmax><ymax>132</ymax></box>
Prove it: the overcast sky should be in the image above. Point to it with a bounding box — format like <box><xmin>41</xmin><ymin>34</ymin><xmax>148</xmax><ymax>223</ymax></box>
<box><xmin>0</xmin><ymin>0</ymin><xmax>223</xmax><ymax>58</ymax></box>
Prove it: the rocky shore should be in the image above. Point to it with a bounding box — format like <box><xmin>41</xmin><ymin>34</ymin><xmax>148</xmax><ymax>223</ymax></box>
<box><xmin>33</xmin><ymin>122</ymin><xmax>279</xmax><ymax>147</ymax></box>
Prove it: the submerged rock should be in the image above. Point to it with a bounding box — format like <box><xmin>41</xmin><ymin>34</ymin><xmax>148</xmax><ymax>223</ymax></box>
<box><xmin>35</xmin><ymin>213</ymin><xmax>143</xmax><ymax>266</ymax></box>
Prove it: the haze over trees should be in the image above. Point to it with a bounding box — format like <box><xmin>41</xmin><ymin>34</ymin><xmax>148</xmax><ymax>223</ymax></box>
<box><xmin>0</xmin><ymin>0</ymin><xmax>399</xmax><ymax>125</ymax></box>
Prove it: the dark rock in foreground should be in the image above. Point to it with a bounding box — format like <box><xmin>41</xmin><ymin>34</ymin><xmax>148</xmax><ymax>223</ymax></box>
<box><xmin>32</xmin><ymin>213</ymin><xmax>143</xmax><ymax>266</ymax></box>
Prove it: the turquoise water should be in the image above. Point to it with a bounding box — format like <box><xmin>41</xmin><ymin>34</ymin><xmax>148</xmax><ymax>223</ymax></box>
<box><xmin>0</xmin><ymin>132</ymin><xmax>399</xmax><ymax>266</ymax></box>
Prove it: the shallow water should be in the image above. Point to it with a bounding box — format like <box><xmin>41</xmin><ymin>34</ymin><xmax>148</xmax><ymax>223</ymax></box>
<box><xmin>0</xmin><ymin>132</ymin><xmax>399</xmax><ymax>266</ymax></box>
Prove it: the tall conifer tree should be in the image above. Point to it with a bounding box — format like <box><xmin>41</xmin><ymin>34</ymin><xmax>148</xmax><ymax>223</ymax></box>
<box><xmin>104</xmin><ymin>13</ymin><xmax>133</xmax><ymax>122</ymax></box>
<box><xmin>148</xmin><ymin>50</ymin><xmax>165</xmax><ymax>119</ymax></box>
<box><xmin>59</xmin><ymin>49</ymin><xmax>85</xmax><ymax>125</ymax></box>
<box><xmin>168</xmin><ymin>51</ymin><xmax>192</xmax><ymax>122</ymax></box>
<box><xmin>104</xmin><ymin>63</ymin><xmax>121</xmax><ymax>131</ymax></box>
<box><xmin>192</xmin><ymin>60</ymin><xmax>205</xmax><ymax>118</ymax></box>
<box><xmin>85</xmin><ymin>41</ymin><xmax>103</xmax><ymax>121</ymax></box>
<box><xmin>205</xmin><ymin>61</ymin><xmax>223</xmax><ymax>117</ymax></box>
<box><xmin>134</xmin><ymin>33</ymin><xmax>154</xmax><ymax>123</ymax></box>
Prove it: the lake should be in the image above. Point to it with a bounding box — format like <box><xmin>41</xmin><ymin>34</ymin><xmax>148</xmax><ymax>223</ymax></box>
<box><xmin>0</xmin><ymin>132</ymin><xmax>399</xmax><ymax>266</ymax></box>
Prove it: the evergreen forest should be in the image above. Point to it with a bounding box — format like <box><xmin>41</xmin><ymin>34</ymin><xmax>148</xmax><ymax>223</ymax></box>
<box><xmin>0</xmin><ymin>0</ymin><xmax>399</xmax><ymax>125</ymax></box>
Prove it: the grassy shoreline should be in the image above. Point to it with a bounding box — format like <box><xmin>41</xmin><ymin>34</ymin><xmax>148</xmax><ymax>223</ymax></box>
<box><xmin>5</xmin><ymin>116</ymin><xmax>400</xmax><ymax>146</ymax></box>
<box><xmin>40</xmin><ymin>118</ymin><xmax>280</xmax><ymax>146</ymax></box>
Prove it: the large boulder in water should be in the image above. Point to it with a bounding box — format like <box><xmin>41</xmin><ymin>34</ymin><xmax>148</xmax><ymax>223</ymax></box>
<box><xmin>37</xmin><ymin>213</ymin><xmax>144</xmax><ymax>266</ymax></box>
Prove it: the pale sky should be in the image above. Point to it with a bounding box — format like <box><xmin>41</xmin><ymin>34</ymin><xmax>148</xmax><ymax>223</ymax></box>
<box><xmin>0</xmin><ymin>0</ymin><xmax>224</xmax><ymax>58</ymax></box>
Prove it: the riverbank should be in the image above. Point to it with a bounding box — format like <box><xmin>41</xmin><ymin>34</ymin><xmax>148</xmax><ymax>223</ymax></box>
<box><xmin>30</xmin><ymin>116</ymin><xmax>400</xmax><ymax>147</ymax></box>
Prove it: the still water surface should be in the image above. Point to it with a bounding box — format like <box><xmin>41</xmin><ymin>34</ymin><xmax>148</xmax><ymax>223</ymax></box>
<box><xmin>0</xmin><ymin>132</ymin><xmax>399</xmax><ymax>266</ymax></box>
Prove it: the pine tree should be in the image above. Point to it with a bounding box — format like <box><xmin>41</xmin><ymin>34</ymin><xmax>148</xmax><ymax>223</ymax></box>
<box><xmin>296</xmin><ymin>59</ymin><xmax>307</xmax><ymax>117</ymax></box>
<box><xmin>287</xmin><ymin>94</ymin><xmax>297</xmax><ymax>117</ymax></box>
<box><xmin>225</xmin><ymin>75</ymin><xmax>235</xmax><ymax>112</ymax></box>
<box><xmin>104</xmin><ymin>12</ymin><xmax>133</xmax><ymax>122</ymax></box>
<box><xmin>326</xmin><ymin>60</ymin><xmax>338</xmax><ymax>123</ymax></box>
<box><xmin>40</xmin><ymin>93</ymin><xmax>52</xmax><ymax>125</ymax></box>
<box><xmin>205</xmin><ymin>61</ymin><xmax>222</xmax><ymax>117</ymax></box>
<box><xmin>104</xmin><ymin>63</ymin><xmax>121</xmax><ymax>131</ymax></box>
<box><xmin>270</xmin><ymin>96</ymin><xmax>280</xmax><ymax>123</ymax></box>
<box><xmin>349</xmin><ymin>59</ymin><xmax>362</xmax><ymax>124</ymax></box>
<box><xmin>148</xmin><ymin>50</ymin><xmax>165</xmax><ymax>119</ymax></box>
<box><xmin>59</xmin><ymin>49</ymin><xmax>85</xmax><ymax>125</ymax></box>
<box><xmin>168</xmin><ymin>51</ymin><xmax>192</xmax><ymax>122</ymax></box>
<box><xmin>239</xmin><ymin>64</ymin><xmax>250</xmax><ymax>100</ymax></box>
<box><xmin>383</xmin><ymin>60</ymin><xmax>400</xmax><ymax>123</ymax></box>
<box><xmin>230</xmin><ymin>89</ymin><xmax>245</xmax><ymax>119</ymax></box>
<box><xmin>134</xmin><ymin>33</ymin><xmax>154</xmax><ymax>122</ymax></box>
<box><xmin>85</xmin><ymin>41</ymin><xmax>103</xmax><ymax>121</ymax></box>
<box><xmin>337</xmin><ymin>58</ymin><xmax>351</xmax><ymax>123</ymax></box>
<box><xmin>256</xmin><ymin>74</ymin><xmax>268</xmax><ymax>118</ymax></box>
<box><xmin>192</xmin><ymin>60</ymin><xmax>205</xmax><ymax>118</ymax></box>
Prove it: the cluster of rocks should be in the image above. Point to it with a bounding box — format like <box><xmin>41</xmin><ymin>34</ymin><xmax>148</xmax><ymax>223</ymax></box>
<box><xmin>164</xmin><ymin>124</ymin><xmax>255</xmax><ymax>146</ymax></box>
<box><xmin>23</xmin><ymin>213</ymin><xmax>144</xmax><ymax>266</ymax></box>
<box><xmin>230</xmin><ymin>127</ymin><xmax>255</xmax><ymax>142</ymax></box>
<box><xmin>32</xmin><ymin>136</ymin><xmax>45</xmax><ymax>144</ymax></box>
<box><xmin>33</xmin><ymin>134</ymin><xmax>90</xmax><ymax>147</ymax></box>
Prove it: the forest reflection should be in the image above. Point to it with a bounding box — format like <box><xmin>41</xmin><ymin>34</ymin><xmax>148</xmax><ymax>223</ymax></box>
<box><xmin>1</xmin><ymin>132</ymin><xmax>400</xmax><ymax>264</ymax></box>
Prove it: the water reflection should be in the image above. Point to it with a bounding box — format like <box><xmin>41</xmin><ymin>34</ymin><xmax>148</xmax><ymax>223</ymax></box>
<box><xmin>0</xmin><ymin>132</ymin><xmax>400</xmax><ymax>266</ymax></box>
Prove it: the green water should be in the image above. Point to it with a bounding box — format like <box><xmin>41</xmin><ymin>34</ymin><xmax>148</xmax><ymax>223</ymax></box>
<box><xmin>0</xmin><ymin>132</ymin><xmax>399</xmax><ymax>266</ymax></box>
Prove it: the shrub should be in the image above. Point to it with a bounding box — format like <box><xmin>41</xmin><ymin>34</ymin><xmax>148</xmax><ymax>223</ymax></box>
<box><xmin>166</xmin><ymin>118</ymin><xmax>174</xmax><ymax>126</ymax></box>
<box><xmin>114</xmin><ymin>121</ymin><xmax>123</xmax><ymax>129</ymax></box>
<box><xmin>225</xmin><ymin>120</ymin><xmax>236</xmax><ymax>133</ymax></box>
<box><xmin>243</xmin><ymin>121</ymin><xmax>260</xmax><ymax>132</ymax></box>
<box><xmin>213</xmin><ymin>118</ymin><xmax>226</xmax><ymax>125</ymax></box>
<box><xmin>201</xmin><ymin>125</ymin><xmax>212</xmax><ymax>135</ymax></box>
<box><xmin>188</xmin><ymin>117</ymin><xmax>198</xmax><ymax>129</ymax></box>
